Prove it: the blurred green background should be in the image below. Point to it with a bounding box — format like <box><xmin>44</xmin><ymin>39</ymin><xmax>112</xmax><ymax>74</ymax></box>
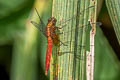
<box><xmin>0</xmin><ymin>0</ymin><xmax>120</xmax><ymax>80</ymax></box>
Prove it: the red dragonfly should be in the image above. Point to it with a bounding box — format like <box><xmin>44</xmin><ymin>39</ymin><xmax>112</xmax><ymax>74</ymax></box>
<box><xmin>31</xmin><ymin>9</ymin><xmax>61</xmax><ymax>75</ymax></box>
<box><xmin>31</xmin><ymin>6</ymin><xmax>100</xmax><ymax>75</ymax></box>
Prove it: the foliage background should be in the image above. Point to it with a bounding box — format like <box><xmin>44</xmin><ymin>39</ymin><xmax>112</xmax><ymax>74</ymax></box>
<box><xmin>0</xmin><ymin>0</ymin><xmax>120</xmax><ymax>80</ymax></box>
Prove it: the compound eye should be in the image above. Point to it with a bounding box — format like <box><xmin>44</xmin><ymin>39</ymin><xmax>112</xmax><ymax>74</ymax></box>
<box><xmin>53</xmin><ymin>18</ymin><xmax>57</xmax><ymax>22</ymax></box>
<box><xmin>48</xmin><ymin>17</ymin><xmax>52</xmax><ymax>22</ymax></box>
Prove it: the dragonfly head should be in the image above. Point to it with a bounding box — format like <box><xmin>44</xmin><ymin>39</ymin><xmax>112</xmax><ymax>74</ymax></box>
<box><xmin>48</xmin><ymin>17</ymin><xmax>57</xmax><ymax>25</ymax></box>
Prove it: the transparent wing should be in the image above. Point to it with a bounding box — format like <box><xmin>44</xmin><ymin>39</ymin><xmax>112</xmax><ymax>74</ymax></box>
<box><xmin>31</xmin><ymin>8</ymin><xmax>46</xmax><ymax>35</ymax></box>
<box><xmin>31</xmin><ymin>21</ymin><xmax>44</xmax><ymax>32</ymax></box>
<box><xmin>57</xmin><ymin>5</ymin><xmax>95</xmax><ymax>27</ymax></box>
<box><xmin>35</xmin><ymin>8</ymin><xmax>46</xmax><ymax>29</ymax></box>
<box><xmin>59</xmin><ymin>22</ymin><xmax>102</xmax><ymax>35</ymax></box>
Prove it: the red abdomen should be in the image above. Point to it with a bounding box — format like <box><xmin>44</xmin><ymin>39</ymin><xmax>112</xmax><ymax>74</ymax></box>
<box><xmin>45</xmin><ymin>37</ymin><xmax>53</xmax><ymax>75</ymax></box>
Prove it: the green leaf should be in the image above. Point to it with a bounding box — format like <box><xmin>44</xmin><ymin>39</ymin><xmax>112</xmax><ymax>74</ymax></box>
<box><xmin>94</xmin><ymin>27</ymin><xmax>120</xmax><ymax>80</ymax></box>
<box><xmin>0</xmin><ymin>0</ymin><xmax>34</xmax><ymax>45</ymax></box>
<box><xmin>105</xmin><ymin>0</ymin><xmax>120</xmax><ymax>44</ymax></box>
<box><xmin>10</xmin><ymin>0</ymin><xmax>52</xmax><ymax>80</ymax></box>
<box><xmin>51</xmin><ymin>0</ymin><xmax>97</xmax><ymax>80</ymax></box>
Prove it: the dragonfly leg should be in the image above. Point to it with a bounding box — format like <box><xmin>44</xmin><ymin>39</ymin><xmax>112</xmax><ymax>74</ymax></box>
<box><xmin>56</xmin><ymin>32</ymin><xmax>63</xmax><ymax>35</ymax></box>
<box><xmin>58</xmin><ymin>51</ymin><xmax>83</xmax><ymax>60</ymax></box>
<box><xmin>59</xmin><ymin>23</ymin><xmax>67</xmax><ymax>28</ymax></box>
<box><xmin>51</xmin><ymin>32</ymin><xmax>67</xmax><ymax>46</ymax></box>
<box><xmin>91</xmin><ymin>22</ymin><xmax>102</xmax><ymax>26</ymax></box>
<box><xmin>58</xmin><ymin>32</ymin><xmax>63</xmax><ymax>35</ymax></box>
<box><xmin>78</xmin><ymin>21</ymin><xmax>102</xmax><ymax>29</ymax></box>
<box><xmin>55</xmin><ymin>27</ymin><xmax>62</xmax><ymax>29</ymax></box>
<box><xmin>59</xmin><ymin>40</ymin><xmax>68</xmax><ymax>46</ymax></box>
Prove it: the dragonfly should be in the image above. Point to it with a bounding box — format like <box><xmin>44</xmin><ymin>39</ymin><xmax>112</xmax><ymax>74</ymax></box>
<box><xmin>31</xmin><ymin>8</ymin><xmax>63</xmax><ymax>75</ymax></box>
<box><xmin>31</xmin><ymin>5</ymin><xmax>101</xmax><ymax>75</ymax></box>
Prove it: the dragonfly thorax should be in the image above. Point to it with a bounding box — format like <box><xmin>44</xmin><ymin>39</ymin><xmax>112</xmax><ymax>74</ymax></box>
<box><xmin>45</xmin><ymin>17</ymin><xmax>57</xmax><ymax>37</ymax></box>
<box><xmin>48</xmin><ymin>17</ymin><xmax>57</xmax><ymax>26</ymax></box>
